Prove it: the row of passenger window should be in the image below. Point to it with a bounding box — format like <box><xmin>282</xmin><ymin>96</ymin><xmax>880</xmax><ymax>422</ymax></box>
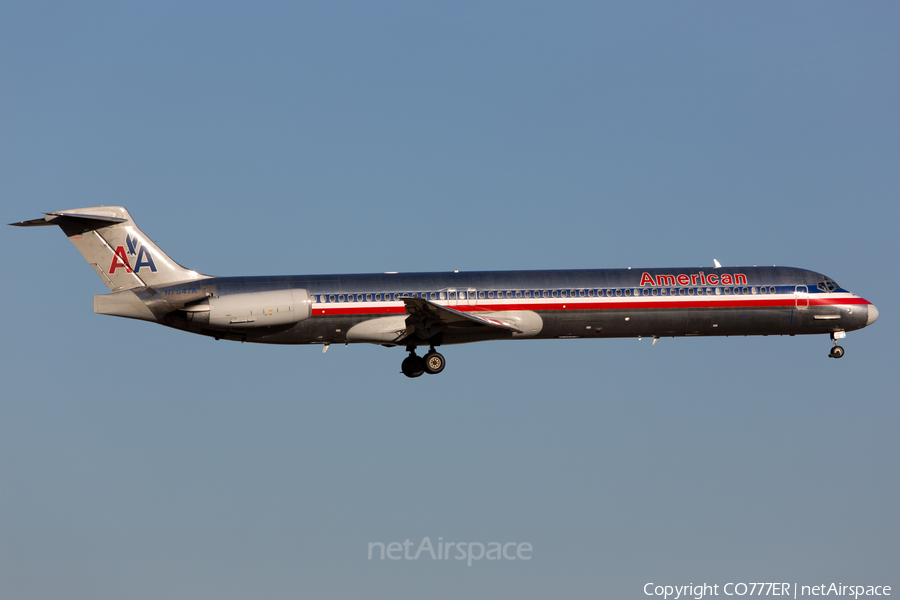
<box><xmin>312</xmin><ymin>286</ymin><xmax>780</xmax><ymax>304</ymax></box>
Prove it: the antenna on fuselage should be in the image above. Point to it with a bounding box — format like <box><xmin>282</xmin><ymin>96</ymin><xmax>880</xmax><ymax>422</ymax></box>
<box><xmin>713</xmin><ymin>259</ymin><xmax>722</xmax><ymax>268</ymax></box>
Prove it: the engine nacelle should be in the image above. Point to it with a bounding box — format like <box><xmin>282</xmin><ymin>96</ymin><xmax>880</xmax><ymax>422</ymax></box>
<box><xmin>204</xmin><ymin>288</ymin><xmax>312</xmax><ymax>329</ymax></box>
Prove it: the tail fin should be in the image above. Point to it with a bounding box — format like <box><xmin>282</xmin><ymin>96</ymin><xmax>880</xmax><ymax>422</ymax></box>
<box><xmin>10</xmin><ymin>206</ymin><xmax>208</xmax><ymax>291</ymax></box>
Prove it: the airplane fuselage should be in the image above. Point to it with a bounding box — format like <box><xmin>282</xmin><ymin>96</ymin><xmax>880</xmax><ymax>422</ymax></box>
<box><xmin>156</xmin><ymin>266</ymin><xmax>875</xmax><ymax>347</ymax></box>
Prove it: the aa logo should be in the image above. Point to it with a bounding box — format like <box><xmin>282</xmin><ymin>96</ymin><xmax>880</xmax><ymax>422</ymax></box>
<box><xmin>109</xmin><ymin>234</ymin><xmax>157</xmax><ymax>274</ymax></box>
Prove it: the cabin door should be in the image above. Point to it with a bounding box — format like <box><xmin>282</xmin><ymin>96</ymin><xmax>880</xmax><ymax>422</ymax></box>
<box><xmin>794</xmin><ymin>285</ymin><xmax>809</xmax><ymax>310</ymax></box>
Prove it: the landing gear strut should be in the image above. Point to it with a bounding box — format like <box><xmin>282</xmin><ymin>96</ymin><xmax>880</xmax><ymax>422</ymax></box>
<box><xmin>829</xmin><ymin>332</ymin><xmax>845</xmax><ymax>359</ymax></box>
<box><xmin>401</xmin><ymin>346</ymin><xmax>446</xmax><ymax>378</ymax></box>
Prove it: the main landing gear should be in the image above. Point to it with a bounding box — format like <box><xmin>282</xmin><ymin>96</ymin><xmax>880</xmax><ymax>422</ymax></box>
<box><xmin>401</xmin><ymin>346</ymin><xmax>446</xmax><ymax>378</ymax></box>
<box><xmin>829</xmin><ymin>332</ymin><xmax>845</xmax><ymax>359</ymax></box>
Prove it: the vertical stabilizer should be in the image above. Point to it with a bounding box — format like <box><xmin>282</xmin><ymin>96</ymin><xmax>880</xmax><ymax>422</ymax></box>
<box><xmin>10</xmin><ymin>206</ymin><xmax>208</xmax><ymax>291</ymax></box>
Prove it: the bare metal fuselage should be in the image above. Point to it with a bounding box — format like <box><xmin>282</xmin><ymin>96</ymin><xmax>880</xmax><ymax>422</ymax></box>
<box><xmin>154</xmin><ymin>267</ymin><xmax>875</xmax><ymax>347</ymax></box>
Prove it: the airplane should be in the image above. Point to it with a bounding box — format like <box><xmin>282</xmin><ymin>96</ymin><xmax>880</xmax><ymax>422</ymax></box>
<box><xmin>11</xmin><ymin>206</ymin><xmax>879</xmax><ymax>377</ymax></box>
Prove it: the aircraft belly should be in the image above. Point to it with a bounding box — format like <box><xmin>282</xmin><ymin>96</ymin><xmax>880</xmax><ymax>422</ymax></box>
<box><xmin>537</xmin><ymin>307</ymin><xmax>802</xmax><ymax>339</ymax></box>
<box><xmin>162</xmin><ymin>303</ymin><xmax>871</xmax><ymax>345</ymax></box>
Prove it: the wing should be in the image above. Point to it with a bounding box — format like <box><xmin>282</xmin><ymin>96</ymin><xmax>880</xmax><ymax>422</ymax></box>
<box><xmin>399</xmin><ymin>296</ymin><xmax>523</xmax><ymax>341</ymax></box>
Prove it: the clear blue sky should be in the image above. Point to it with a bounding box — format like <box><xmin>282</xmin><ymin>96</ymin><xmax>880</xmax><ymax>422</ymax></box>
<box><xmin>2</xmin><ymin>3</ymin><xmax>897</xmax><ymax>598</ymax></box>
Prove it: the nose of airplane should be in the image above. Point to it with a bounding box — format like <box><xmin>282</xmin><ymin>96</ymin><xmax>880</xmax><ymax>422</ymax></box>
<box><xmin>867</xmin><ymin>304</ymin><xmax>879</xmax><ymax>326</ymax></box>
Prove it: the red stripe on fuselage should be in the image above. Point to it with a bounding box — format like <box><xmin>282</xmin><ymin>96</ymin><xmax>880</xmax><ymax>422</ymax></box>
<box><xmin>311</xmin><ymin>296</ymin><xmax>870</xmax><ymax>317</ymax></box>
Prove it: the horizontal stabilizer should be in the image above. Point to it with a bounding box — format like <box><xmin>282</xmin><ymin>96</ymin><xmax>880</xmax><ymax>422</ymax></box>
<box><xmin>10</xmin><ymin>212</ymin><xmax>128</xmax><ymax>228</ymax></box>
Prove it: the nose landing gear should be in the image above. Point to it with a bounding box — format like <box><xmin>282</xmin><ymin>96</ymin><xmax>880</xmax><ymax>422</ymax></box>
<box><xmin>829</xmin><ymin>332</ymin><xmax>845</xmax><ymax>359</ymax></box>
<box><xmin>401</xmin><ymin>346</ymin><xmax>446</xmax><ymax>378</ymax></box>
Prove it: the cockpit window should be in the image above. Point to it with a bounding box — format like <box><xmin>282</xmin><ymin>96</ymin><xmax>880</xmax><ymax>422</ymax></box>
<box><xmin>818</xmin><ymin>279</ymin><xmax>838</xmax><ymax>292</ymax></box>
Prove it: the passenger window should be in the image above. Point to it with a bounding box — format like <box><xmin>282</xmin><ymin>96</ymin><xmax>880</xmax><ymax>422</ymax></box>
<box><xmin>579</xmin><ymin>289</ymin><xmax>586</xmax><ymax>297</ymax></box>
<box><xmin>516</xmin><ymin>291</ymin><xmax>522</xmax><ymax>298</ymax></box>
<box><xmin>750</xmin><ymin>287</ymin><xmax>757</xmax><ymax>294</ymax></box>
<box><xmin>552</xmin><ymin>290</ymin><xmax>559</xmax><ymax>298</ymax></box>
<box><xmin>770</xmin><ymin>287</ymin><xmax>776</xmax><ymax>294</ymax></box>
<box><xmin>439</xmin><ymin>292</ymin><xmax>446</xmax><ymax>300</ymax></box>
<box><xmin>742</xmin><ymin>287</ymin><xmax>749</xmax><ymax>294</ymax></box>
<box><xmin>679</xmin><ymin>288</ymin><xmax>686</xmax><ymax>296</ymax></box>
<box><xmin>542</xmin><ymin>290</ymin><xmax>549</xmax><ymax>298</ymax></box>
<box><xmin>479</xmin><ymin>291</ymin><xmax>486</xmax><ymax>299</ymax></box>
<box><xmin>624</xmin><ymin>289</ymin><xmax>631</xmax><ymax>297</ymax></box>
<box><xmin>724</xmin><ymin>288</ymin><xmax>731</xmax><ymax>295</ymax></box>
<box><xmin>642</xmin><ymin>289</ymin><xmax>649</xmax><ymax>296</ymax></box>
<box><xmin>715</xmin><ymin>288</ymin><xmax>721</xmax><ymax>295</ymax></box>
<box><xmin>329</xmin><ymin>294</ymin><xmax>336</xmax><ymax>302</ymax></box>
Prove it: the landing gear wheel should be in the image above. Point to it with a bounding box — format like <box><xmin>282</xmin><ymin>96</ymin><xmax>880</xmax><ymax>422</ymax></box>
<box><xmin>829</xmin><ymin>345</ymin><xmax>845</xmax><ymax>359</ymax></box>
<box><xmin>423</xmin><ymin>351</ymin><xmax>445</xmax><ymax>375</ymax></box>
<box><xmin>401</xmin><ymin>355</ymin><xmax>425</xmax><ymax>378</ymax></box>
